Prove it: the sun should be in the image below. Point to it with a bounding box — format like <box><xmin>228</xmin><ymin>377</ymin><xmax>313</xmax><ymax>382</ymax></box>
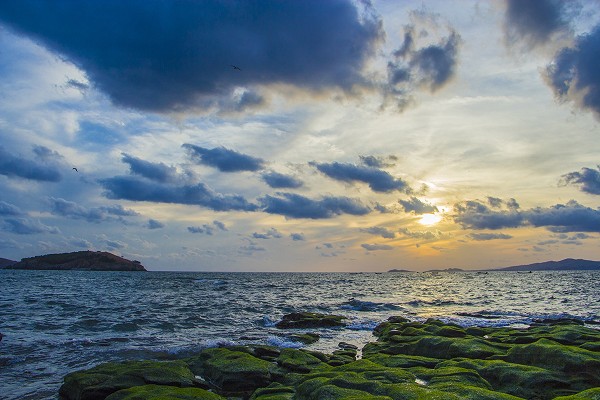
<box><xmin>419</xmin><ymin>213</ymin><xmax>442</xmax><ymax>226</ymax></box>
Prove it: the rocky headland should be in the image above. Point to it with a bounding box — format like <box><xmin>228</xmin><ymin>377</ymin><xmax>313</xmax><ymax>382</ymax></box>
<box><xmin>6</xmin><ymin>251</ymin><xmax>146</xmax><ymax>271</ymax></box>
<box><xmin>0</xmin><ymin>257</ymin><xmax>16</xmax><ymax>268</ymax></box>
<box><xmin>58</xmin><ymin>314</ymin><xmax>600</xmax><ymax>400</ymax></box>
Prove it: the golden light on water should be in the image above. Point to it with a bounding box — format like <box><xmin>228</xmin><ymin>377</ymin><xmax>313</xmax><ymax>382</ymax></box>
<box><xmin>419</xmin><ymin>213</ymin><xmax>442</xmax><ymax>226</ymax></box>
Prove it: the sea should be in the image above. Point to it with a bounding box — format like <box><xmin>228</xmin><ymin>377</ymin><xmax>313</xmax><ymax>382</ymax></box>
<box><xmin>1</xmin><ymin>269</ymin><xmax>599</xmax><ymax>399</ymax></box>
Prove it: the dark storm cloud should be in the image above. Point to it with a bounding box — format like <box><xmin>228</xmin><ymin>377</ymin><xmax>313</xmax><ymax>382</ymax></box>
<box><xmin>527</xmin><ymin>200</ymin><xmax>600</xmax><ymax>233</ymax></box>
<box><xmin>454</xmin><ymin>200</ymin><xmax>526</xmax><ymax>230</ymax></box>
<box><xmin>252</xmin><ymin>228</ymin><xmax>282</xmax><ymax>240</ymax></box>
<box><xmin>188</xmin><ymin>225</ymin><xmax>213</xmax><ymax>235</ymax></box>
<box><xmin>311</xmin><ymin>162</ymin><xmax>410</xmax><ymax>193</ymax></box>
<box><xmin>188</xmin><ymin>220</ymin><xmax>228</xmax><ymax>235</ymax></box>
<box><xmin>359</xmin><ymin>155</ymin><xmax>397</xmax><ymax>168</ymax></box>
<box><xmin>48</xmin><ymin>197</ymin><xmax>138</xmax><ymax>223</ymax></box>
<box><xmin>408</xmin><ymin>32</ymin><xmax>461</xmax><ymax>92</ymax></box>
<box><xmin>0</xmin><ymin>145</ymin><xmax>62</xmax><ymax>182</ymax></box>
<box><xmin>259</xmin><ymin>192</ymin><xmax>370</xmax><ymax>219</ymax></box>
<box><xmin>398</xmin><ymin>196</ymin><xmax>438</xmax><ymax>214</ymax></box>
<box><xmin>361</xmin><ymin>243</ymin><xmax>394</xmax><ymax>251</ymax></box>
<box><xmin>183</xmin><ymin>144</ymin><xmax>265</xmax><ymax>172</ymax></box>
<box><xmin>213</xmin><ymin>220</ymin><xmax>227</xmax><ymax>231</ymax></box>
<box><xmin>32</xmin><ymin>145</ymin><xmax>64</xmax><ymax>162</ymax></box>
<box><xmin>455</xmin><ymin>198</ymin><xmax>600</xmax><ymax>233</ymax></box>
<box><xmin>468</xmin><ymin>233</ymin><xmax>513</xmax><ymax>241</ymax></box>
<box><xmin>122</xmin><ymin>153</ymin><xmax>178</xmax><ymax>183</ymax></box>
<box><xmin>561</xmin><ymin>166</ymin><xmax>600</xmax><ymax>195</ymax></box>
<box><xmin>0</xmin><ymin>201</ymin><xmax>24</xmax><ymax>216</ymax></box>
<box><xmin>290</xmin><ymin>233</ymin><xmax>305</xmax><ymax>241</ymax></box>
<box><xmin>261</xmin><ymin>171</ymin><xmax>303</xmax><ymax>189</ymax></box>
<box><xmin>2</xmin><ymin>218</ymin><xmax>60</xmax><ymax>235</ymax></box>
<box><xmin>100</xmin><ymin>176</ymin><xmax>258</xmax><ymax>212</ymax></box>
<box><xmin>384</xmin><ymin>12</ymin><xmax>461</xmax><ymax>109</ymax></box>
<box><xmin>147</xmin><ymin>219</ymin><xmax>164</xmax><ymax>230</ymax></box>
<box><xmin>0</xmin><ymin>0</ymin><xmax>382</xmax><ymax>112</ymax></box>
<box><xmin>360</xmin><ymin>226</ymin><xmax>396</xmax><ymax>239</ymax></box>
<box><xmin>545</xmin><ymin>25</ymin><xmax>600</xmax><ymax>119</ymax></box>
<box><xmin>503</xmin><ymin>0</ymin><xmax>574</xmax><ymax>48</ymax></box>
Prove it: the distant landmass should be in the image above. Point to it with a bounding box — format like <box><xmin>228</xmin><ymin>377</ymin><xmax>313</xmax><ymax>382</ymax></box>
<box><xmin>5</xmin><ymin>251</ymin><xmax>146</xmax><ymax>271</ymax></box>
<box><xmin>0</xmin><ymin>257</ymin><xmax>16</xmax><ymax>268</ymax></box>
<box><xmin>426</xmin><ymin>268</ymin><xmax>465</xmax><ymax>273</ymax></box>
<box><xmin>492</xmin><ymin>258</ymin><xmax>600</xmax><ymax>272</ymax></box>
<box><xmin>387</xmin><ymin>259</ymin><xmax>600</xmax><ymax>273</ymax></box>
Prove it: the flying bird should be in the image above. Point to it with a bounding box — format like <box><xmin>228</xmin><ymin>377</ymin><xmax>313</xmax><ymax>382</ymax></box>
<box><xmin>72</xmin><ymin>167</ymin><xmax>78</xmax><ymax>172</ymax></box>
<box><xmin>231</xmin><ymin>64</ymin><xmax>241</xmax><ymax>71</ymax></box>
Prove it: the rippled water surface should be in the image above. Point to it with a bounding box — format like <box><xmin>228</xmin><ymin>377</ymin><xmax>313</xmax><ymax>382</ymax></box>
<box><xmin>1</xmin><ymin>270</ymin><xmax>599</xmax><ymax>399</ymax></box>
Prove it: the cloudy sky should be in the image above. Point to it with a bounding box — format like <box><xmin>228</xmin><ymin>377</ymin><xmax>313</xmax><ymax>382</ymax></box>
<box><xmin>0</xmin><ymin>0</ymin><xmax>599</xmax><ymax>271</ymax></box>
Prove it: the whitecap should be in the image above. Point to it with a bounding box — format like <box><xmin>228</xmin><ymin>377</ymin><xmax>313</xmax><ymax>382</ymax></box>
<box><xmin>266</xmin><ymin>336</ymin><xmax>303</xmax><ymax>348</ymax></box>
<box><xmin>340</xmin><ymin>298</ymin><xmax>402</xmax><ymax>312</ymax></box>
<box><xmin>262</xmin><ymin>315</ymin><xmax>277</xmax><ymax>327</ymax></box>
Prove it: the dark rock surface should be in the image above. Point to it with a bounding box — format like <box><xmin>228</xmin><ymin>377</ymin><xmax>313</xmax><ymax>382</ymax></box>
<box><xmin>275</xmin><ymin>312</ymin><xmax>347</xmax><ymax>329</ymax></box>
<box><xmin>7</xmin><ymin>251</ymin><xmax>146</xmax><ymax>271</ymax></box>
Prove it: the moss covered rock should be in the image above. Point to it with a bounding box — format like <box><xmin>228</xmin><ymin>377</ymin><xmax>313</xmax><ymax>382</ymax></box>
<box><xmin>187</xmin><ymin>347</ymin><xmax>281</xmax><ymax>395</ymax></box>
<box><xmin>59</xmin><ymin>360</ymin><xmax>196</xmax><ymax>400</ymax></box>
<box><xmin>104</xmin><ymin>384</ymin><xmax>224</xmax><ymax>400</ymax></box>
<box><xmin>275</xmin><ymin>312</ymin><xmax>347</xmax><ymax>329</ymax></box>
<box><xmin>554</xmin><ymin>387</ymin><xmax>600</xmax><ymax>399</ymax></box>
<box><xmin>58</xmin><ymin>317</ymin><xmax>600</xmax><ymax>400</ymax></box>
<box><xmin>289</xmin><ymin>332</ymin><xmax>320</xmax><ymax>345</ymax></box>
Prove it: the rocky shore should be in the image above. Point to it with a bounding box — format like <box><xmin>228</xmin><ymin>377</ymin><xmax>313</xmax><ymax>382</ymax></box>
<box><xmin>58</xmin><ymin>314</ymin><xmax>600</xmax><ymax>400</ymax></box>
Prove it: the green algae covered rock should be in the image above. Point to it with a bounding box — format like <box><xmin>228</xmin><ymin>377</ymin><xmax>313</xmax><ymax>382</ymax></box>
<box><xmin>104</xmin><ymin>384</ymin><xmax>224</xmax><ymax>400</ymax></box>
<box><xmin>187</xmin><ymin>347</ymin><xmax>281</xmax><ymax>395</ymax></box>
<box><xmin>250</xmin><ymin>383</ymin><xmax>296</xmax><ymax>400</ymax></box>
<box><xmin>59</xmin><ymin>360</ymin><xmax>197</xmax><ymax>400</ymax></box>
<box><xmin>289</xmin><ymin>332</ymin><xmax>320</xmax><ymax>345</ymax></box>
<box><xmin>276</xmin><ymin>348</ymin><xmax>329</xmax><ymax>373</ymax></box>
<box><xmin>554</xmin><ymin>387</ymin><xmax>600</xmax><ymax>399</ymax></box>
<box><xmin>275</xmin><ymin>312</ymin><xmax>347</xmax><ymax>329</ymax></box>
<box><xmin>58</xmin><ymin>317</ymin><xmax>600</xmax><ymax>400</ymax></box>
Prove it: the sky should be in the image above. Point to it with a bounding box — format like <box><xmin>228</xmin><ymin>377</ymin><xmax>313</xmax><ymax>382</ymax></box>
<box><xmin>0</xmin><ymin>0</ymin><xmax>599</xmax><ymax>272</ymax></box>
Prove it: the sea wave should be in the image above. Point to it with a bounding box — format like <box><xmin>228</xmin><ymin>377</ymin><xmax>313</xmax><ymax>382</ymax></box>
<box><xmin>407</xmin><ymin>299</ymin><xmax>474</xmax><ymax>307</ymax></box>
<box><xmin>340</xmin><ymin>298</ymin><xmax>402</xmax><ymax>312</ymax></box>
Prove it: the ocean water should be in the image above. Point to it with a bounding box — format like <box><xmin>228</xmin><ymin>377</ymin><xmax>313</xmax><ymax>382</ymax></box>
<box><xmin>1</xmin><ymin>270</ymin><xmax>599</xmax><ymax>399</ymax></box>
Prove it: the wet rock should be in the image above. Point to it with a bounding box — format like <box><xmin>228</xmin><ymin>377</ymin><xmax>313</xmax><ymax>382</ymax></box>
<box><xmin>289</xmin><ymin>332</ymin><xmax>320</xmax><ymax>345</ymax></box>
<box><xmin>275</xmin><ymin>312</ymin><xmax>347</xmax><ymax>329</ymax></box>
<box><xmin>105</xmin><ymin>384</ymin><xmax>224</xmax><ymax>399</ymax></box>
<box><xmin>59</xmin><ymin>360</ymin><xmax>196</xmax><ymax>400</ymax></box>
<box><xmin>58</xmin><ymin>317</ymin><xmax>600</xmax><ymax>400</ymax></box>
<box><xmin>187</xmin><ymin>348</ymin><xmax>280</xmax><ymax>395</ymax></box>
<box><xmin>276</xmin><ymin>348</ymin><xmax>327</xmax><ymax>373</ymax></box>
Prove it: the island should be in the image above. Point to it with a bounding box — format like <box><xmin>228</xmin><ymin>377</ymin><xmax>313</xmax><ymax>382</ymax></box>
<box><xmin>492</xmin><ymin>258</ymin><xmax>600</xmax><ymax>272</ymax></box>
<box><xmin>0</xmin><ymin>257</ymin><xmax>16</xmax><ymax>268</ymax></box>
<box><xmin>5</xmin><ymin>251</ymin><xmax>147</xmax><ymax>271</ymax></box>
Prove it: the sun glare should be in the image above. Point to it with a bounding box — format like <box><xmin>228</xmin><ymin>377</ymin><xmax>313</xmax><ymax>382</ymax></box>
<box><xmin>419</xmin><ymin>213</ymin><xmax>442</xmax><ymax>226</ymax></box>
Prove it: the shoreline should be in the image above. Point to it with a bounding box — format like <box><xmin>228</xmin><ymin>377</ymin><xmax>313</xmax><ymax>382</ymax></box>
<box><xmin>58</xmin><ymin>315</ymin><xmax>600</xmax><ymax>400</ymax></box>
